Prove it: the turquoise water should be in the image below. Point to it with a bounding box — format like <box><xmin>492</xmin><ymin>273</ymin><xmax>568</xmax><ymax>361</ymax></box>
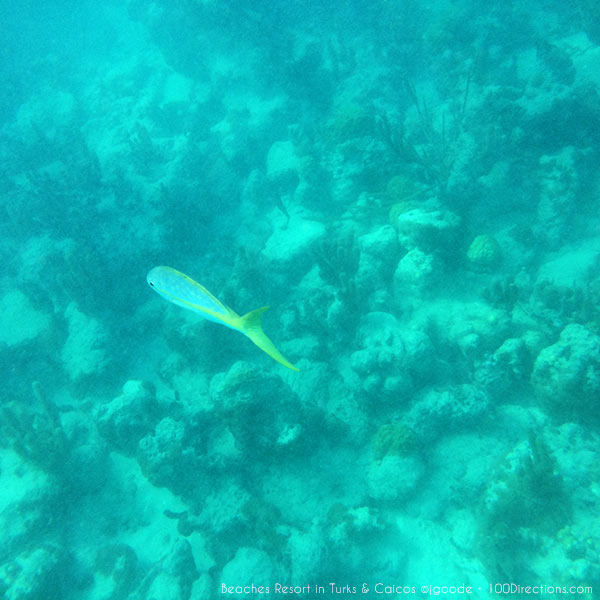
<box><xmin>1</xmin><ymin>0</ymin><xmax>599</xmax><ymax>598</ymax></box>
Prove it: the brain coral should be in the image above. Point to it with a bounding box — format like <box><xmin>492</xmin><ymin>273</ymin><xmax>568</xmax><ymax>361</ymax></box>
<box><xmin>467</xmin><ymin>234</ymin><xmax>502</xmax><ymax>270</ymax></box>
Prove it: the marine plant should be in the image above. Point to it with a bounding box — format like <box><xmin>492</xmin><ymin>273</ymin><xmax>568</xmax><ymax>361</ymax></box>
<box><xmin>531</xmin><ymin>278</ymin><xmax>600</xmax><ymax>332</ymax></box>
<box><xmin>377</xmin><ymin>76</ymin><xmax>472</xmax><ymax>192</ymax></box>
<box><xmin>476</xmin><ymin>432</ymin><xmax>572</xmax><ymax>581</ymax></box>
<box><xmin>481</xmin><ymin>275</ymin><xmax>522</xmax><ymax>313</ymax></box>
<box><xmin>1</xmin><ymin>381</ymin><xmax>68</xmax><ymax>475</ymax></box>
<box><xmin>313</xmin><ymin>227</ymin><xmax>360</xmax><ymax>306</ymax></box>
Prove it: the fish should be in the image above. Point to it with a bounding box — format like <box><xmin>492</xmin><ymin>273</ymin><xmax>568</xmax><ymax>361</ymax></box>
<box><xmin>147</xmin><ymin>266</ymin><xmax>299</xmax><ymax>371</ymax></box>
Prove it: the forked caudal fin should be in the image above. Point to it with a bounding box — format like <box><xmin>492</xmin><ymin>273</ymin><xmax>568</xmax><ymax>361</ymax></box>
<box><xmin>238</xmin><ymin>306</ymin><xmax>299</xmax><ymax>372</ymax></box>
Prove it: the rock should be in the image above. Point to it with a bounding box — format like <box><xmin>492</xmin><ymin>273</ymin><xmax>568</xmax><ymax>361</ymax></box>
<box><xmin>0</xmin><ymin>450</ymin><xmax>59</xmax><ymax>563</ymax></box>
<box><xmin>406</xmin><ymin>385</ymin><xmax>490</xmax><ymax>442</ymax></box>
<box><xmin>61</xmin><ymin>302</ymin><xmax>108</xmax><ymax>382</ymax></box>
<box><xmin>210</xmin><ymin>362</ymin><xmax>307</xmax><ymax>458</ymax></box>
<box><xmin>391</xmin><ymin>201</ymin><xmax>461</xmax><ymax>251</ymax></box>
<box><xmin>266</xmin><ymin>140</ymin><xmax>302</xmax><ymax>179</ymax></box>
<box><xmin>137</xmin><ymin>417</ymin><xmax>197</xmax><ymax>493</ymax></box>
<box><xmin>0</xmin><ymin>546</ymin><xmax>64</xmax><ymax>599</ymax></box>
<box><xmin>394</xmin><ymin>247</ymin><xmax>439</xmax><ymax>293</ymax></box>
<box><xmin>367</xmin><ymin>455</ymin><xmax>424</xmax><ymax>501</ymax></box>
<box><xmin>97</xmin><ymin>380</ymin><xmax>159</xmax><ymax>454</ymax></box>
<box><xmin>531</xmin><ymin>323</ymin><xmax>600</xmax><ymax>417</ymax></box>
<box><xmin>261</xmin><ymin>213</ymin><xmax>325</xmax><ymax>269</ymax></box>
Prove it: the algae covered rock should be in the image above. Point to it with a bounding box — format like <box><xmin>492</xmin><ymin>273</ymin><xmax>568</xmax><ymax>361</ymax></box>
<box><xmin>137</xmin><ymin>417</ymin><xmax>198</xmax><ymax>493</ymax></box>
<box><xmin>353</xmin><ymin>225</ymin><xmax>399</xmax><ymax>301</ymax></box>
<box><xmin>391</xmin><ymin>201</ymin><xmax>461</xmax><ymax>251</ymax></box>
<box><xmin>437</xmin><ymin>300</ymin><xmax>512</xmax><ymax>359</ymax></box>
<box><xmin>394</xmin><ymin>247</ymin><xmax>439</xmax><ymax>293</ymax></box>
<box><xmin>350</xmin><ymin>312</ymin><xmax>433</xmax><ymax>399</ymax></box>
<box><xmin>94</xmin><ymin>543</ymin><xmax>138</xmax><ymax>599</ymax></box>
<box><xmin>406</xmin><ymin>384</ymin><xmax>490</xmax><ymax>442</ymax></box>
<box><xmin>210</xmin><ymin>361</ymin><xmax>307</xmax><ymax>457</ymax></box>
<box><xmin>531</xmin><ymin>323</ymin><xmax>600</xmax><ymax>417</ymax></box>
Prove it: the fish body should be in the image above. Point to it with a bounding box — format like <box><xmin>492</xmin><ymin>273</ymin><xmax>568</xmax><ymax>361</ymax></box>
<box><xmin>147</xmin><ymin>266</ymin><xmax>298</xmax><ymax>371</ymax></box>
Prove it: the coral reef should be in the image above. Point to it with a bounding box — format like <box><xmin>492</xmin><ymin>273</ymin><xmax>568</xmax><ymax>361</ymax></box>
<box><xmin>3</xmin><ymin>0</ymin><xmax>600</xmax><ymax>595</ymax></box>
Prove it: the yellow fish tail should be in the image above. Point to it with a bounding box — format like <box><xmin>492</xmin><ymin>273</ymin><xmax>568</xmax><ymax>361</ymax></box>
<box><xmin>238</xmin><ymin>306</ymin><xmax>299</xmax><ymax>372</ymax></box>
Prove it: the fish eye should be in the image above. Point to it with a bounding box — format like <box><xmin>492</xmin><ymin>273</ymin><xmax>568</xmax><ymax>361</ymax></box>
<box><xmin>149</xmin><ymin>281</ymin><xmax>154</xmax><ymax>286</ymax></box>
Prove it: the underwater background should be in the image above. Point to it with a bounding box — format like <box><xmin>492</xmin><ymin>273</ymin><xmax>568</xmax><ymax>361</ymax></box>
<box><xmin>1</xmin><ymin>0</ymin><xmax>600</xmax><ymax>597</ymax></box>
